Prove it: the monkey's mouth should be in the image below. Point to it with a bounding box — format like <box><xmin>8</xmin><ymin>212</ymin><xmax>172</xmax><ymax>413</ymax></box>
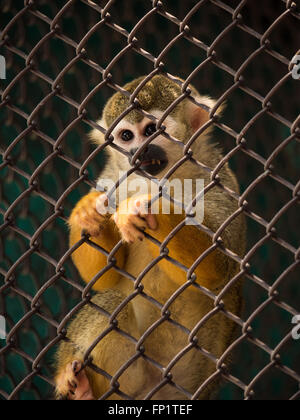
<box><xmin>140</xmin><ymin>158</ymin><xmax>168</xmax><ymax>175</ymax></box>
<box><xmin>138</xmin><ymin>145</ymin><xmax>168</xmax><ymax>176</ymax></box>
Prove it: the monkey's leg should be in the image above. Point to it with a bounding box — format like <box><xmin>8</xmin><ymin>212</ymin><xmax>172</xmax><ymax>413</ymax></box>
<box><xmin>114</xmin><ymin>195</ymin><xmax>228</xmax><ymax>290</ymax></box>
<box><xmin>69</xmin><ymin>191</ymin><xmax>126</xmax><ymax>291</ymax></box>
<box><xmin>54</xmin><ymin>291</ymin><xmax>148</xmax><ymax>400</ymax></box>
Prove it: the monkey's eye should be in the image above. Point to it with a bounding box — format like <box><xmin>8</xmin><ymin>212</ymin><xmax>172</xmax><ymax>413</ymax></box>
<box><xmin>144</xmin><ymin>123</ymin><xmax>157</xmax><ymax>137</ymax></box>
<box><xmin>121</xmin><ymin>130</ymin><xmax>134</xmax><ymax>142</ymax></box>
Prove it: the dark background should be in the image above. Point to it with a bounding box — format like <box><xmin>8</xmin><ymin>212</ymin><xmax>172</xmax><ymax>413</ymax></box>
<box><xmin>0</xmin><ymin>0</ymin><xmax>299</xmax><ymax>400</ymax></box>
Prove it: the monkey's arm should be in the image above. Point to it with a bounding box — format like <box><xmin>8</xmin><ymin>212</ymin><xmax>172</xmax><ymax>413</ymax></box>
<box><xmin>69</xmin><ymin>191</ymin><xmax>126</xmax><ymax>291</ymax></box>
<box><xmin>148</xmin><ymin>210</ymin><xmax>229</xmax><ymax>290</ymax></box>
<box><xmin>114</xmin><ymin>195</ymin><xmax>230</xmax><ymax>290</ymax></box>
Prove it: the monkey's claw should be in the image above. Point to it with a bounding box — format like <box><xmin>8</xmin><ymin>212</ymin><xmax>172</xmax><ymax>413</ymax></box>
<box><xmin>55</xmin><ymin>361</ymin><xmax>95</xmax><ymax>400</ymax></box>
<box><xmin>114</xmin><ymin>196</ymin><xmax>158</xmax><ymax>244</ymax></box>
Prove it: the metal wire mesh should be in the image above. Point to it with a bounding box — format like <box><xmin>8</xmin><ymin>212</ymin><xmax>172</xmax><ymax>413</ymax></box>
<box><xmin>0</xmin><ymin>0</ymin><xmax>299</xmax><ymax>400</ymax></box>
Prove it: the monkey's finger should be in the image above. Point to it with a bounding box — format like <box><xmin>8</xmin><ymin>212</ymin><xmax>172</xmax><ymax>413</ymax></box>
<box><xmin>82</xmin><ymin>224</ymin><xmax>102</xmax><ymax>238</ymax></box>
<box><xmin>73</xmin><ymin>369</ymin><xmax>95</xmax><ymax>401</ymax></box>
<box><xmin>143</xmin><ymin>213</ymin><xmax>158</xmax><ymax>231</ymax></box>
<box><xmin>66</xmin><ymin>361</ymin><xmax>93</xmax><ymax>401</ymax></box>
<box><xmin>79</xmin><ymin>215</ymin><xmax>106</xmax><ymax>236</ymax></box>
<box><xmin>136</xmin><ymin>211</ymin><xmax>158</xmax><ymax>231</ymax></box>
<box><xmin>121</xmin><ymin>224</ymin><xmax>145</xmax><ymax>243</ymax></box>
<box><xmin>129</xmin><ymin>214</ymin><xmax>158</xmax><ymax>236</ymax></box>
<box><xmin>55</xmin><ymin>361</ymin><xmax>80</xmax><ymax>400</ymax></box>
<box><xmin>129</xmin><ymin>215</ymin><xmax>148</xmax><ymax>230</ymax></box>
<box><xmin>73</xmin><ymin>210</ymin><xmax>104</xmax><ymax>233</ymax></box>
<box><xmin>134</xmin><ymin>199</ymin><xmax>158</xmax><ymax>231</ymax></box>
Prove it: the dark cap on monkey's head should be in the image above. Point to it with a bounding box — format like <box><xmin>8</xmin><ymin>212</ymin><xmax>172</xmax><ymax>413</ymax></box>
<box><xmin>103</xmin><ymin>75</ymin><xmax>195</xmax><ymax>128</ymax></box>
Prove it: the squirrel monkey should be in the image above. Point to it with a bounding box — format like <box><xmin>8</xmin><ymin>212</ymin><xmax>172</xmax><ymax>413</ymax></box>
<box><xmin>54</xmin><ymin>75</ymin><xmax>246</xmax><ymax>400</ymax></box>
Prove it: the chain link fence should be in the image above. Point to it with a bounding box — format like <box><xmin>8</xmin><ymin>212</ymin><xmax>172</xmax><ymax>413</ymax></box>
<box><xmin>0</xmin><ymin>0</ymin><xmax>299</xmax><ymax>400</ymax></box>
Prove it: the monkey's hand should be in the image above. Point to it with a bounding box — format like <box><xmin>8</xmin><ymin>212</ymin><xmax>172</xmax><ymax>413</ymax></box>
<box><xmin>69</xmin><ymin>191</ymin><xmax>109</xmax><ymax>237</ymax></box>
<box><xmin>114</xmin><ymin>195</ymin><xmax>158</xmax><ymax>243</ymax></box>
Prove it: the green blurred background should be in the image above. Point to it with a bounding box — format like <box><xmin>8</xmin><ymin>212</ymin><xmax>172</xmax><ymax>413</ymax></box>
<box><xmin>0</xmin><ymin>0</ymin><xmax>299</xmax><ymax>400</ymax></box>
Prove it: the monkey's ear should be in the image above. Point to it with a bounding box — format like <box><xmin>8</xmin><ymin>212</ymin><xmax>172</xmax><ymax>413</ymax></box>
<box><xmin>186</xmin><ymin>97</ymin><xmax>225</xmax><ymax>133</ymax></box>
<box><xmin>89</xmin><ymin>119</ymin><xmax>106</xmax><ymax>145</ymax></box>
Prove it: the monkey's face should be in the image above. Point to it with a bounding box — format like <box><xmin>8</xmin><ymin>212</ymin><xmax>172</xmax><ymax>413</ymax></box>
<box><xmin>90</xmin><ymin>75</ymin><xmax>219</xmax><ymax>181</ymax></box>
<box><xmin>110</xmin><ymin>110</ymin><xmax>186</xmax><ymax>178</ymax></box>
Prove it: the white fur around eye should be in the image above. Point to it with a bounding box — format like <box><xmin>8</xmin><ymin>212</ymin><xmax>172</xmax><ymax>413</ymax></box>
<box><xmin>112</xmin><ymin>120</ymin><xmax>139</xmax><ymax>146</ymax></box>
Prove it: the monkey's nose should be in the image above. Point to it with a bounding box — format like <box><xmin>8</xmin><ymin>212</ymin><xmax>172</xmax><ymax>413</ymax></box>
<box><xmin>130</xmin><ymin>148</ymin><xmax>139</xmax><ymax>156</ymax></box>
<box><xmin>130</xmin><ymin>147</ymin><xmax>148</xmax><ymax>157</ymax></box>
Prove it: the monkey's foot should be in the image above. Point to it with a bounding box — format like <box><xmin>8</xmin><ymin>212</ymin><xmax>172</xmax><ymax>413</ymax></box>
<box><xmin>69</xmin><ymin>191</ymin><xmax>107</xmax><ymax>237</ymax></box>
<box><xmin>114</xmin><ymin>196</ymin><xmax>158</xmax><ymax>243</ymax></box>
<box><xmin>55</xmin><ymin>361</ymin><xmax>95</xmax><ymax>400</ymax></box>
